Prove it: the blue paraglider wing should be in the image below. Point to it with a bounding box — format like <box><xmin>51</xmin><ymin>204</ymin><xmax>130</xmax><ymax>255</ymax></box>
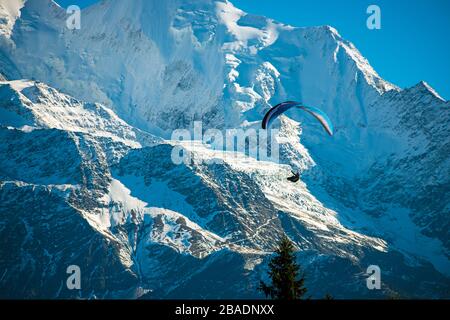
<box><xmin>262</xmin><ymin>101</ymin><xmax>333</xmax><ymax>136</ymax></box>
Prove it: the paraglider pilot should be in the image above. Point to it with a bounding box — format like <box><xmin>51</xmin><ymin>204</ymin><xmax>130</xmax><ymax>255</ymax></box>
<box><xmin>287</xmin><ymin>171</ymin><xmax>300</xmax><ymax>183</ymax></box>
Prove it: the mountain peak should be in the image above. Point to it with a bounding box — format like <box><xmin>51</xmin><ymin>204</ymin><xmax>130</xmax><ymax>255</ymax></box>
<box><xmin>317</xmin><ymin>25</ymin><xmax>341</xmax><ymax>37</ymax></box>
<box><xmin>410</xmin><ymin>81</ymin><xmax>445</xmax><ymax>101</ymax></box>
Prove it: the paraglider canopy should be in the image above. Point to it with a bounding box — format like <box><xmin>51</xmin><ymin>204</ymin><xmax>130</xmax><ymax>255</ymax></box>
<box><xmin>262</xmin><ymin>101</ymin><xmax>334</xmax><ymax>136</ymax></box>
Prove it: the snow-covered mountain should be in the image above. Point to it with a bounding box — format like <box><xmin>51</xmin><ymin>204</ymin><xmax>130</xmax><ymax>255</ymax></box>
<box><xmin>0</xmin><ymin>0</ymin><xmax>448</xmax><ymax>298</ymax></box>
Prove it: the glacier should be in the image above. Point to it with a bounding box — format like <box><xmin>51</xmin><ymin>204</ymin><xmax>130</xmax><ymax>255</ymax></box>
<box><xmin>0</xmin><ymin>0</ymin><xmax>449</xmax><ymax>298</ymax></box>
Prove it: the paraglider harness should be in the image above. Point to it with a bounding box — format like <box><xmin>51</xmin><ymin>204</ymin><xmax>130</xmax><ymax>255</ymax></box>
<box><xmin>287</xmin><ymin>171</ymin><xmax>300</xmax><ymax>183</ymax></box>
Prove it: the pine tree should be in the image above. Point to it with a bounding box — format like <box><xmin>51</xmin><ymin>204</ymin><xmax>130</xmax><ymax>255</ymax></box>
<box><xmin>259</xmin><ymin>236</ymin><xmax>307</xmax><ymax>300</ymax></box>
<box><xmin>324</xmin><ymin>293</ymin><xmax>334</xmax><ymax>300</ymax></box>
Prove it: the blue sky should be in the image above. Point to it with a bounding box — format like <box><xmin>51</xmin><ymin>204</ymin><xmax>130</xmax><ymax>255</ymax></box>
<box><xmin>57</xmin><ymin>0</ymin><xmax>449</xmax><ymax>100</ymax></box>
